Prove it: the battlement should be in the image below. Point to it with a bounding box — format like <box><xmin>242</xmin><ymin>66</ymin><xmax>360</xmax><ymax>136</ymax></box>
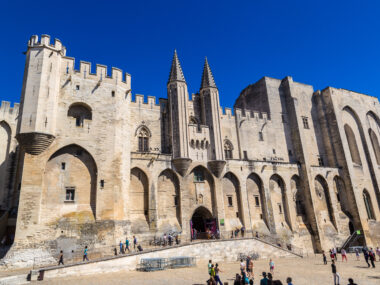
<box><xmin>61</xmin><ymin>57</ymin><xmax>131</xmax><ymax>87</ymax></box>
<box><xmin>221</xmin><ymin>107</ymin><xmax>270</xmax><ymax>121</ymax></box>
<box><xmin>28</xmin><ymin>34</ymin><xmax>66</xmax><ymax>55</ymax></box>
<box><xmin>0</xmin><ymin>101</ymin><xmax>19</xmax><ymax>117</ymax></box>
<box><xmin>130</xmin><ymin>94</ymin><xmax>161</xmax><ymax>110</ymax></box>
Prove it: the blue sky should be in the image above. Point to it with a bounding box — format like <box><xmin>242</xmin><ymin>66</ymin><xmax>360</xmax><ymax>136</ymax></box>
<box><xmin>1</xmin><ymin>0</ymin><xmax>379</xmax><ymax>108</ymax></box>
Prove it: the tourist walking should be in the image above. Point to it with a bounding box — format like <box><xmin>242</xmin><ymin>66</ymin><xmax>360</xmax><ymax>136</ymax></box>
<box><xmin>208</xmin><ymin>260</ymin><xmax>212</xmax><ymax>276</ymax></box>
<box><xmin>363</xmin><ymin>247</ymin><xmax>370</xmax><ymax>267</ymax></box>
<box><xmin>234</xmin><ymin>274</ymin><xmax>242</xmax><ymax>285</ymax></box>
<box><xmin>125</xmin><ymin>237</ymin><xmax>130</xmax><ymax>252</ymax></box>
<box><xmin>58</xmin><ymin>250</ymin><xmax>64</xmax><ymax>266</ymax></box>
<box><xmin>163</xmin><ymin>233</ymin><xmax>167</xmax><ymax>246</ymax></box>
<box><xmin>246</xmin><ymin>256</ymin><xmax>251</xmax><ymax>277</ymax></box>
<box><xmin>376</xmin><ymin>247</ymin><xmax>380</xmax><ymax>261</ymax></box>
<box><xmin>268</xmin><ymin>273</ymin><xmax>283</xmax><ymax>285</ymax></box>
<box><xmin>114</xmin><ymin>247</ymin><xmax>117</xmax><ymax>256</ymax></box>
<box><xmin>286</xmin><ymin>277</ymin><xmax>293</xmax><ymax>285</ymax></box>
<box><xmin>355</xmin><ymin>248</ymin><xmax>360</xmax><ymax>261</ymax></box>
<box><xmin>331</xmin><ymin>260</ymin><xmax>340</xmax><ymax>285</ymax></box>
<box><xmin>260</xmin><ymin>272</ymin><xmax>269</xmax><ymax>285</ymax></box>
<box><xmin>369</xmin><ymin>249</ymin><xmax>376</xmax><ymax>268</ymax></box>
<box><xmin>133</xmin><ymin>236</ymin><xmax>137</xmax><ymax>250</ymax></box>
<box><xmin>269</xmin><ymin>259</ymin><xmax>274</xmax><ymax>274</ymax></box>
<box><xmin>83</xmin><ymin>246</ymin><xmax>89</xmax><ymax>262</ymax></box>
<box><xmin>119</xmin><ymin>240</ymin><xmax>124</xmax><ymax>254</ymax></box>
<box><xmin>214</xmin><ymin>263</ymin><xmax>223</xmax><ymax>285</ymax></box>
<box><xmin>341</xmin><ymin>248</ymin><xmax>347</xmax><ymax>262</ymax></box>
<box><xmin>248</xmin><ymin>257</ymin><xmax>254</xmax><ymax>278</ymax></box>
<box><xmin>347</xmin><ymin>278</ymin><xmax>357</xmax><ymax>285</ymax></box>
<box><xmin>323</xmin><ymin>250</ymin><xmax>328</xmax><ymax>265</ymax></box>
<box><xmin>332</xmin><ymin>248</ymin><xmax>338</xmax><ymax>261</ymax></box>
<box><xmin>240</xmin><ymin>259</ymin><xmax>246</xmax><ymax>275</ymax></box>
<box><xmin>241</xmin><ymin>226</ymin><xmax>245</xmax><ymax>237</ymax></box>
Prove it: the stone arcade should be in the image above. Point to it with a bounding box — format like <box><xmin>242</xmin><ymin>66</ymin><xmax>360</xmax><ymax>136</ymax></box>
<box><xmin>0</xmin><ymin>35</ymin><xmax>380</xmax><ymax>266</ymax></box>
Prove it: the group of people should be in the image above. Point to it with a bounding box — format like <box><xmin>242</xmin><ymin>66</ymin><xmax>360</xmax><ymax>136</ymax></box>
<box><xmin>57</xmin><ymin>236</ymin><xmax>142</xmax><ymax>266</ymax></box>
<box><xmin>162</xmin><ymin>233</ymin><xmax>180</xmax><ymax>246</ymax></box>
<box><xmin>207</xmin><ymin>260</ymin><xmax>223</xmax><ymax>285</ymax></box>
<box><xmin>116</xmin><ymin>236</ymin><xmax>142</xmax><ymax>255</ymax></box>
<box><xmin>231</xmin><ymin>227</ymin><xmax>245</xmax><ymax>239</ymax></box>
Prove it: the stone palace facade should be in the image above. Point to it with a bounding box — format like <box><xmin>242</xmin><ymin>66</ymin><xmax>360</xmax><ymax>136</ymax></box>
<box><xmin>1</xmin><ymin>35</ymin><xmax>380</xmax><ymax>264</ymax></box>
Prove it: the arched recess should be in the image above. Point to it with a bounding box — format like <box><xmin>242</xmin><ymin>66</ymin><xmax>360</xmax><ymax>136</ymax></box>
<box><xmin>67</xmin><ymin>102</ymin><xmax>92</xmax><ymax>127</ymax></box>
<box><xmin>343</xmin><ymin>106</ymin><xmax>380</xmax><ymax>209</ymax></box>
<box><xmin>0</xmin><ymin>121</ymin><xmax>11</xmax><ymax>197</ymax></box>
<box><xmin>344</xmin><ymin>124</ymin><xmax>361</xmax><ymax>165</ymax></box>
<box><xmin>222</xmin><ymin>172</ymin><xmax>243</xmax><ymax>230</ymax></box>
<box><xmin>314</xmin><ymin>175</ymin><xmax>336</xmax><ymax>229</ymax></box>
<box><xmin>246</xmin><ymin>173</ymin><xmax>269</xmax><ymax>230</ymax></box>
<box><xmin>333</xmin><ymin>176</ymin><xmax>349</xmax><ymax>214</ymax></box>
<box><xmin>269</xmin><ymin>174</ymin><xmax>291</xmax><ymax>230</ymax></box>
<box><xmin>363</xmin><ymin>189</ymin><xmax>376</xmax><ymax>220</ymax></box>
<box><xmin>291</xmin><ymin>175</ymin><xmax>305</xmax><ymax>218</ymax></box>
<box><xmin>42</xmin><ymin>144</ymin><xmax>97</xmax><ymax>221</ymax></box>
<box><xmin>368</xmin><ymin>129</ymin><xmax>380</xmax><ymax>165</ymax></box>
<box><xmin>189</xmin><ymin>166</ymin><xmax>216</xmax><ymax>216</ymax></box>
<box><xmin>157</xmin><ymin>169</ymin><xmax>181</xmax><ymax>231</ymax></box>
<box><xmin>130</xmin><ymin>167</ymin><xmax>149</xmax><ymax>231</ymax></box>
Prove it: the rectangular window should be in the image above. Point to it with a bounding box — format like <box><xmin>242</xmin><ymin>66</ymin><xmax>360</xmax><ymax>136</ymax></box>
<box><xmin>65</xmin><ymin>187</ymin><xmax>75</xmax><ymax>202</ymax></box>
<box><xmin>288</xmin><ymin>149</ymin><xmax>292</xmax><ymax>156</ymax></box>
<box><xmin>273</xmin><ymin>149</ymin><xmax>276</xmax><ymax>154</ymax></box>
<box><xmin>227</xmin><ymin>196</ymin><xmax>233</xmax><ymax>207</ymax></box>
<box><xmin>243</xmin><ymin>151</ymin><xmax>248</xmax><ymax>160</ymax></box>
<box><xmin>61</xmin><ymin>162</ymin><xmax>66</xmax><ymax>170</ymax></box>
<box><xmin>254</xmin><ymin>196</ymin><xmax>260</xmax><ymax>206</ymax></box>
<box><xmin>318</xmin><ymin>156</ymin><xmax>324</xmax><ymax>166</ymax></box>
<box><xmin>76</xmin><ymin>85</ymin><xmax>80</xmax><ymax>90</ymax></box>
<box><xmin>260</xmin><ymin>214</ymin><xmax>263</xmax><ymax>220</ymax></box>
<box><xmin>174</xmin><ymin>196</ymin><xmax>178</xmax><ymax>206</ymax></box>
<box><xmin>111</xmin><ymin>91</ymin><xmax>115</xmax><ymax>97</ymax></box>
<box><xmin>236</xmin><ymin>212</ymin><xmax>239</xmax><ymax>218</ymax></box>
<box><xmin>302</xmin><ymin>117</ymin><xmax>309</xmax><ymax>129</ymax></box>
<box><xmin>75</xmin><ymin>117</ymin><xmax>82</xmax><ymax>127</ymax></box>
<box><xmin>138</xmin><ymin>137</ymin><xmax>143</xmax><ymax>152</ymax></box>
<box><xmin>259</xmin><ymin>131</ymin><xmax>264</xmax><ymax>141</ymax></box>
<box><xmin>278</xmin><ymin>204</ymin><xmax>282</xmax><ymax>214</ymax></box>
<box><xmin>194</xmin><ymin>170</ymin><xmax>204</xmax><ymax>182</ymax></box>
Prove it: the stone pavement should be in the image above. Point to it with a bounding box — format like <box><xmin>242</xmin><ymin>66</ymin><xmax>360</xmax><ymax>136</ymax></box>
<box><xmin>32</xmin><ymin>254</ymin><xmax>380</xmax><ymax>285</ymax></box>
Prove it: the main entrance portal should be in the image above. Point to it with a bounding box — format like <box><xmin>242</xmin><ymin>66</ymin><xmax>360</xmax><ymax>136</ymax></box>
<box><xmin>190</xmin><ymin>206</ymin><xmax>218</xmax><ymax>239</ymax></box>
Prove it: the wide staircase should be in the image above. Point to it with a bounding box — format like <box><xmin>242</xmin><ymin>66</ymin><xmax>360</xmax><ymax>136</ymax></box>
<box><xmin>340</xmin><ymin>230</ymin><xmax>365</xmax><ymax>251</ymax></box>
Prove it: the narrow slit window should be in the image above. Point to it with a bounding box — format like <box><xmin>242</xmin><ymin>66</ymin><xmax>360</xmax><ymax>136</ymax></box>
<box><xmin>227</xmin><ymin>196</ymin><xmax>233</xmax><ymax>207</ymax></box>
<box><xmin>254</xmin><ymin>196</ymin><xmax>260</xmax><ymax>206</ymax></box>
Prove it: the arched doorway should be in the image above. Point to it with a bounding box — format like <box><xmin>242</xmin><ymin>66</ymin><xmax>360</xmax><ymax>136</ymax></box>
<box><xmin>190</xmin><ymin>206</ymin><xmax>216</xmax><ymax>239</ymax></box>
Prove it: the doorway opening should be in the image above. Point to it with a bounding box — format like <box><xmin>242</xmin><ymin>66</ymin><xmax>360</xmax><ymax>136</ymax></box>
<box><xmin>190</xmin><ymin>206</ymin><xmax>217</xmax><ymax>240</ymax></box>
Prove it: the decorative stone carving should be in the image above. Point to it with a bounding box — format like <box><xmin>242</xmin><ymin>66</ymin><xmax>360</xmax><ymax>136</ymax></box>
<box><xmin>207</xmin><ymin>160</ymin><xmax>226</xmax><ymax>177</ymax></box>
<box><xmin>16</xmin><ymin>132</ymin><xmax>55</xmax><ymax>155</ymax></box>
<box><xmin>172</xmin><ymin>158</ymin><xmax>192</xmax><ymax>176</ymax></box>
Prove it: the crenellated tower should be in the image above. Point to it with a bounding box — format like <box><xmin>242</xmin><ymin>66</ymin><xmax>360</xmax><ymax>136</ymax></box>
<box><xmin>167</xmin><ymin>50</ymin><xmax>192</xmax><ymax>176</ymax></box>
<box><xmin>16</xmin><ymin>35</ymin><xmax>65</xmax><ymax>154</ymax></box>
<box><xmin>200</xmin><ymin>58</ymin><xmax>225</xmax><ymax>177</ymax></box>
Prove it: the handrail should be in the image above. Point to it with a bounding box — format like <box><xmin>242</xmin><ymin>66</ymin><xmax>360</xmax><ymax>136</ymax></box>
<box><xmin>32</xmin><ymin>235</ymin><xmax>303</xmax><ymax>270</ymax></box>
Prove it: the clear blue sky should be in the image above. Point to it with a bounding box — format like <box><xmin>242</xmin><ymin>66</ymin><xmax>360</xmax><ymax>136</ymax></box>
<box><xmin>1</xmin><ymin>0</ymin><xmax>379</xmax><ymax>108</ymax></box>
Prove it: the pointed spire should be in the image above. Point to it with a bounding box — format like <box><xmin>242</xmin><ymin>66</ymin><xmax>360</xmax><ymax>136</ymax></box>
<box><xmin>168</xmin><ymin>49</ymin><xmax>186</xmax><ymax>84</ymax></box>
<box><xmin>200</xmin><ymin>57</ymin><xmax>217</xmax><ymax>89</ymax></box>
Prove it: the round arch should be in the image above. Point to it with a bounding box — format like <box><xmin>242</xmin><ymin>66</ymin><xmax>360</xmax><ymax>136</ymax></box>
<box><xmin>247</xmin><ymin>172</ymin><xmax>268</xmax><ymax>229</ymax></box>
<box><xmin>314</xmin><ymin>175</ymin><xmax>336</xmax><ymax>229</ymax></box>
<box><xmin>157</xmin><ymin>169</ymin><xmax>181</xmax><ymax>230</ymax></box>
<box><xmin>222</xmin><ymin>172</ymin><xmax>243</xmax><ymax>230</ymax></box>
<box><xmin>269</xmin><ymin>174</ymin><xmax>292</xmax><ymax>230</ymax></box>
<box><xmin>190</xmin><ymin>206</ymin><xmax>217</xmax><ymax>239</ymax></box>
<box><xmin>130</xmin><ymin>167</ymin><xmax>149</xmax><ymax>231</ymax></box>
<box><xmin>43</xmin><ymin>144</ymin><xmax>98</xmax><ymax>220</ymax></box>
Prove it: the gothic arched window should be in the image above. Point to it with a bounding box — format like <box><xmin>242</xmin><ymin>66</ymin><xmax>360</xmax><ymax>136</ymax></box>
<box><xmin>344</xmin><ymin>124</ymin><xmax>361</xmax><ymax>165</ymax></box>
<box><xmin>137</xmin><ymin>127</ymin><xmax>150</xmax><ymax>152</ymax></box>
<box><xmin>224</xmin><ymin>140</ymin><xmax>233</xmax><ymax>159</ymax></box>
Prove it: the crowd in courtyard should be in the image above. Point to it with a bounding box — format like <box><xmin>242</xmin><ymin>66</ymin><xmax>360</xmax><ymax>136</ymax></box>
<box><xmin>206</xmin><ymin>246</ymin><xmax>380</xmax><ymax>285</ymax></box>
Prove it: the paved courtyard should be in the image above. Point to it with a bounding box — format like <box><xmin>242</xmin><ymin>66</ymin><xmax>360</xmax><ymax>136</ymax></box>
<box><xmin>33</xmin><ymin>254</ymin><xmax>380</xmax><ymax>285</ymax></box>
